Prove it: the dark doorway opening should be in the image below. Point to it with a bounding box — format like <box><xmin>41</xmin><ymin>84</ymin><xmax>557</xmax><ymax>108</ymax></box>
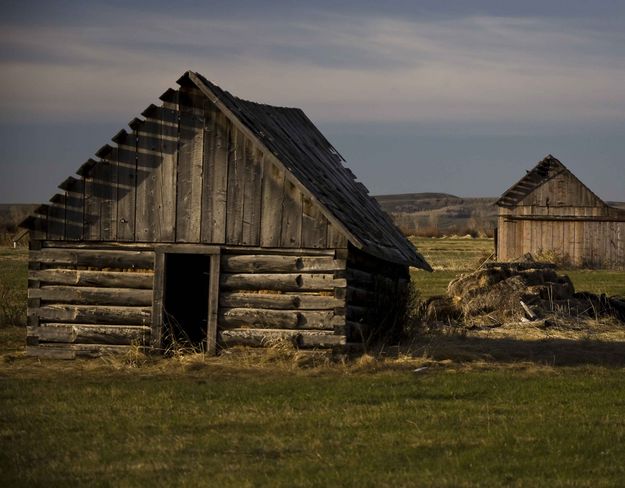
<box><xmin>163</xmin><ymin>253</ymin><xmax>211</xmax><ymax>350</ymax></box>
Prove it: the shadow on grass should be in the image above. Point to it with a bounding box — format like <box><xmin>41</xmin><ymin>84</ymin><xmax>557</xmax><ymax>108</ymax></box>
<box><xmin>404</xmin><ymin>334</ymin><xmax>625</xmax><ymax>367</ymax></box>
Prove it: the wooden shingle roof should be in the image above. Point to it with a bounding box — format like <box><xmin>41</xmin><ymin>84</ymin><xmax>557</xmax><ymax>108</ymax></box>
<box><xmin>187</xmin><ymin>72</ymin><xmax>430</xmax><ymax>270</ymax></box>
<box><xmin>495</xmin><ymin>155</ymin><xmax>604</xmax><ymax>209</ymax></box>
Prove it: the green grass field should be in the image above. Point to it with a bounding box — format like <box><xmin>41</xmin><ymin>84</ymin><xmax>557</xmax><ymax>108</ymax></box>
<box><xmin>2</xmin><ymin>365</ymin><xmax>625</xmax><ymax>486</ymax></box>
<box><xmin>1</xmin><ymin>242</ymin><xmax>625</xmax><ymax>486</ymax></box>
<box><xmin>410</xmin><ymin>237</ymin><xmax>625</xmax><ymax>298</ymax></box>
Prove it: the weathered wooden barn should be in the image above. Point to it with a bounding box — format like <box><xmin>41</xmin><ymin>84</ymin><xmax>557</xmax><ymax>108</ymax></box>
<box><xmin>496</xmin><ymin>155</ymin><xmax>625</xmax><ymax>269</ymax></box>
<box><xmin>19</xmin><ymin>71</ymin><xmax>430</xmax><ymax>359</ymax></box>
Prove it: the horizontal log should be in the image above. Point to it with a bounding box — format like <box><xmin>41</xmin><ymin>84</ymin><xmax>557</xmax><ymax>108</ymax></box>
<box><xmin>218</xmin><ymin>308</ymin><xmax>344</xmax><ymax>330</ymax></box>
<box><xmin>220</xmin><ymin>255</ymin><xmax>346</xmax><ymax>273</ymax></box>
<box><xmin>29</xmin><ymin>286</ymin><xmax>152</xmax><ymax>306</ymax></box>
<box><xmin>298</xmin><ymin>333</ymin><xmax>346</xmax><ymax>348</ymax></box>
<box><xmin>219</xmin><ymin>328</ymin><xmax>346</xmax><ymax>348</ymax></box>
<box><xmin>42</xmin><ymin>241</ymin><xmax>155</xmax><ymax>250</ymax></box>
<box><xmin>154</xmin><ymin>244</ymin><xmax>220</xmax><ymax>254</ymax></box>
<box><xmin>220</xmin><ymin>273</ymin><xmax>346</xmax><ymax>292</ymax></box>
<box><xmin>29</xmin><ymin>269</ymin><xmax>153</xmax><ymax>289</ymax></box>
<box><xmin>26</xmin><ymin>344</ymin><xmax>140</xmax><ymax>359</ymax></box>
<box><xmin>31</xmin><ymin>249</ymin><xmax>154</xmax><ymax>269</ymax></box>
<box><xmin>219</xmin><ymin>292</ymin><xmax>343</xmax><ymax>310</ymax></box>
<box><xmin>37</xmin><ymin>305</ymin><xmax>151</xmax><ymax>325</ymax></box>
<box><xmin>27</xmin><ymin>324</ymin><xmax>151</xmax><ymax>345</ymax></box>
<box><xmin>223</xmin><ymin>247</ymin><xmax>335</xmax><ymax>256</ymax></box>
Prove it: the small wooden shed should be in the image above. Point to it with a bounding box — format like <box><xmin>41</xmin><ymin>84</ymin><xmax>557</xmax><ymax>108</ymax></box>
<box><xmin>19</xmin><ymin>71</ymin><xmax>430</xmax><ymax>358</ymax></box>
<box><xmin>496</xmin><ymin>155</ymin><xmax>625</xmax><ymax>269</ymax></box>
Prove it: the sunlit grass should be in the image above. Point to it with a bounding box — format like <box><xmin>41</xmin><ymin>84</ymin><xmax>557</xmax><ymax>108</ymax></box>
<box><xmin>2</xmin><ymin>243</ymin><xmax>625</xmax><ymax>486</ymax></box>
<box><xmin>410</xmin><ymin>237</ymin><xmax>625</xmax><ymax>297</ymax></box>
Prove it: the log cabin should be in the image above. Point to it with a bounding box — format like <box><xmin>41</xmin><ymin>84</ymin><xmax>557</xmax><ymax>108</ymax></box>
<box><xmin>19</xmin><ymin>71</ymin><xmax>431</xmax><ymax>359</ymax></box>
<box><xmin>496</xmin><ymin>155</ymin><xmax>625</xmax><ymax>269</ymax></box>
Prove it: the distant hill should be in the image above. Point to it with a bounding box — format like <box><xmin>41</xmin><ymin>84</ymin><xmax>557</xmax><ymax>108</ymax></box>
<box><xmin>374</xmin><ymin>193</ymin><xmax>498</xmax><ymax>237</ymax></box>
<box><xmin>375</xmin><ymin>193</ymin><xmax>625</xmax><ymax>237</ymax></box>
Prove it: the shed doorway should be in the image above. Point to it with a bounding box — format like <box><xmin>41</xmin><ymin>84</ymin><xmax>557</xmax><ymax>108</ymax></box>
<box><xmin>163</xmin><ymin>253</ymin><xmax>211</xmax><ymax>351</ymax></box>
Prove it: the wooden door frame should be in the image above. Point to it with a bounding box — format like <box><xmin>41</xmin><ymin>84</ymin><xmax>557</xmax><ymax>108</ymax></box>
<box><xmin>152</xmin><ymin>244</ymin><xmax>221</xmax><ymax>355</ymax></box>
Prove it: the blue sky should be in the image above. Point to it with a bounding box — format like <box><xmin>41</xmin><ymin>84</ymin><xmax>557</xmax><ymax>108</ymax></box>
<box><xmin>1</xmin><ymin>0</ymin><xmax>624</xmax><ymax>202</ymax></box>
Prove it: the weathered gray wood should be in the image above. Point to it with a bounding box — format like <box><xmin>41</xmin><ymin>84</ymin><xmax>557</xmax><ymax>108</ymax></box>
<box><xmin>200</xmin><ymin>103</ymin><xmax>217</xmax><ymax>242</ymax></box>
<box><xmin>29</xmin><ymin>286</ymin><xmax>152</xmax><ymax>306</ymax></box>
<box><xmin>241</xmin><ymin>143</ymin><xmax>263</xmax><ymax>246</ymax></box>
<box><xmin>176</xmin><ymin>88</ymin><xmax>204</xmax><ymax>242</ymax></box>
<box><xmin>41</xmin><ymin>241</ymin><xmax>156</xmax><ymax>249</ymax></box>
<box><xmin>206</xmin><ymin>253</ymin><xmax>221</xmax><ymax>355</ymax></box>
<box><xmin>29</xmin><ymin>269</ymin><xmax>154</xmax><ymax>289</ymax></box>
<box><xmin>151</xmin><ymin>252</ymin><xmax>165</xmax><ymax>348</ymax></box>
<box><xmin>297</xmin><ymin>333</ymin><xmax>345</xmax><ymax>348</ymax></box>
<box><xmin>37</xmin><ymin>304</ymin><xmax>151</xmax><ymax>325</ymax></box>
<box><xmin>154</xmin><ymin>243</ymin><xmax>220</xmax><ymax>254</ymax></box>
<box><xmin>260</xmin><ymin>159</ymin><xmax>285</xmax><ymax>247</ymax></box>
<box><xmin>202</xmin><ymin>110</ymin><xmax>229</xmax><ymax>243</ymax></box>
<box><xmin>219</xmin><ymin>308</ymin><xmax>340</xmax><ymax>329</ymax></box>
<box><xmin>219</xmin><ymin>292</ymin><xmax>343</xmax><ymax>310</ymax></box>
<box><xmin>219</xmin><ymin>328</ymin><xmax>345</xmax><ymax>348</ymax></box>
<box><xmin>188</xmin><ymin>71</ymin><xmax>363</xmax><ymax>250</ymax></box>
<box><xmin>98</xmin><ymin>156</ymin><xmax>117</xmax><ymax>240</ymax></box>
<box><xmin>301</xmin><ymin>196</ymin><xmax>327</xmax><ymax>248</ymax></box>
<box><xmin>226</xmin><ymin>128</ymin><xmax>245</xmax><ymax>244</ymax></box>
<box><xmin>154</xmin><ymin>101</ymin><xmax>178</xmax><ymax>241</ymax></box>
<box><xmin>326</xmin><ymin>224</ymin><xmax>348</xmax><ymax>249</ymax></box>
<box><xmin>31</xmin><ymin>249</ymin><xmax>154</xmax><ymax>269</ymax></box>
<box><xmin>220</xmin><ymin>273</ymin><xmax>346</xmax><ymax>292</ymax></box>
<box><xmin>28</xmin><ymin>323</ymin><xmax>151</xmax><ymax>345</ymax></box>
<box><xmin>115</xmin><ymin>136</ymin><xmax>137</xmax><ymax>241</ymax></box>
<box><xmin>64</xmin><ymin>178</ymin><xmax>84</xmax><ymax>241</ymax></box>
<box><xmin>223</xmin><ymin>246</ymin><xmax>334</xmax><ymax>256</ymax></box>
<box><xmin>280</xmin><ymin>178</ymin><xmax>303</xmax><ymax>247</ymax></box>
<box><xmin>220</xmin><ymin>255</ymin><xmax>345</xmax><ymax>273</ymax></box>
<box><xmin>133</xmin><ymin>120</ymin><xmax>160</xmax><ymax>242</ymax></box>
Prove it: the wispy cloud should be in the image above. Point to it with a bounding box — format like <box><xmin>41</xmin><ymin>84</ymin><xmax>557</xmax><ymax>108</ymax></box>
<box><xmin>1</xmin><ymin>8</ymin><xmax>624</xmax><ymax>127</ymax></box>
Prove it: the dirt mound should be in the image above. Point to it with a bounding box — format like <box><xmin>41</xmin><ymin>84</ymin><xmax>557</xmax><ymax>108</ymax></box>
<box><xmin>423</xmin><ymin>263</ymin><xmax>625</xmax><ymax>325</ymax></box>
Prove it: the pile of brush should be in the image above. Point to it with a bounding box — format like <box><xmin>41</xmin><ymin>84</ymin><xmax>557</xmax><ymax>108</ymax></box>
<box><xmin>421</xmin><ymin>262</ymin><xmax>625</xmax><ymax>326</ymax></box>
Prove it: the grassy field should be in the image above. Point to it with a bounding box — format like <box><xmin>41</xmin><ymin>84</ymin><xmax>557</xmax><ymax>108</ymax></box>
<box><xmin>2</xmin><ymin>362</ymin><xmax>625</xmax><ymax>486</ymax></box>
<box><xmin>410</xmin><ymin>237</ymin><xmax>625</xmax><ymax>298</ymax></box>
<box><xmin>2</xmin><ymin>242</ymin><xmax>625</xmax><ymax>486</ymax></box>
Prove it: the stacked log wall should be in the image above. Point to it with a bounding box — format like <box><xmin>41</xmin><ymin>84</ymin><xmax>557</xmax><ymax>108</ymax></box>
<box><xmin>344</xmin><ymin>245</ymin><xmax>410</xmax><ymax>345</ymax></box>
<box><xmin>26</xmin><ymin>241</ymin><xmax>155</xmax><ymax>359</ymax></box>
<box><xmin>217</xmin><ymin>248</ymin><xmax>348</xmax><ymax>348</ymax></box>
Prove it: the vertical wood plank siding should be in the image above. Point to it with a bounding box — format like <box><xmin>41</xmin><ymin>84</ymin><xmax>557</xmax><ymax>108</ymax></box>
<box><xmin>497</xmin><ymin>169</ymin><xmax>625</xmax><ymax>269</ymax></box>
<box><xmin>40</xmin><ymin>88</ymin><xmax>344</xmax><ymax>250</ymax></box>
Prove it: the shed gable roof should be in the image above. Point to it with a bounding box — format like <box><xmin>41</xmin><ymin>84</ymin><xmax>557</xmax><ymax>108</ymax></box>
<box><xmin>19</xmin><ymin>70</ymin><xmax>429</xmax><ymax>270</ymax></box>
<box><xmin>186</xmin><ymin>72</ymin><xmax>429</xmax><ymax>269</ymax></box>
<box><xmin>495</xmin><ymin>155</ymin><xmax>605</xmax><ymax>208</ymax></box>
